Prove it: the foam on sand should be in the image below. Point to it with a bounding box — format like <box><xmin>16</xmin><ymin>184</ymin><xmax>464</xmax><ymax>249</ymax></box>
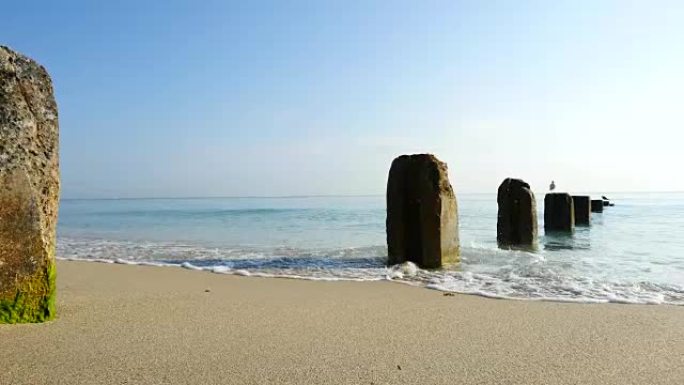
<box><xmin>57</xmin><ymin>237</ymin><xmax>684</xmax><ymax>305</ymax></box>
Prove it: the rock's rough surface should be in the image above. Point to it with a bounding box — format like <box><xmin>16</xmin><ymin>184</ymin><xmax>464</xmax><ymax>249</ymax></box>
<box><xmin>386</xmin><ymin>154</ymin><xmax>459</xmax><ymax>268</ymax></box>
<box><xmin>497</xmin><ymin>178</ymin><xmax>537</xmax><ymax>248</ymax></box>
<box><xmin>544</xmin><ymin>193</ymin><xmax>574</xmax><ymax>232</ymax></box>
<box><xmin>0</xmin><ymin>46</ymin><xmax>60</xmax><ymax>323</ymax></box>
<box><xmin>572</xmin><ymin>196</ymin><xmax>591</xmax><ymax>225</ymax></box>
<box><xmin>591</xmin><ymin>200</ymin><xmax>604</xmax><ymax>213</ymax></box>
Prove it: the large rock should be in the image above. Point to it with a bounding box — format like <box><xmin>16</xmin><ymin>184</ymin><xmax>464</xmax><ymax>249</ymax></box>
<box><xmin>497</xmin><ymin>178</ymin><xmax>537</xmax><ymax>248</ymax></box>
<box><xmin>386</xmin><ymin>154</ymin><xmax>459</xmax><ymax>268</ymax></box>
<box><xmin>0</xmin><ymin>46</ymin><xmax>60</xmax><ymax>323</ymax></box>
<box><xmin>572</xmin><ymin>196</ymin><xmax>591</xmax><ymax>225</ymax></box>
<box><xmin>544</xmin><ymin>193</ymin><xmax>574</xmax><ymax>232</ymax></box>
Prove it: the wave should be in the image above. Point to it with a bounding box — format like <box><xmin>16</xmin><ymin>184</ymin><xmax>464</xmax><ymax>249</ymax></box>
<box><xmin>56</xmin><ymin>237</ymin><xmax>684</xmax><ymax>306</ymax></box>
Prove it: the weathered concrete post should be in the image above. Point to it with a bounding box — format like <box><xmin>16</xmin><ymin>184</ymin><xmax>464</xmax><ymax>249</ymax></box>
<box><xmin>572</xmin><ymin>196</ymin><xmax>591</xmax><ymax>225</ymax></box>
<box><xmin>386</xmin><ymin>154</ymin><xmax>459</xmax><ymax>268</ymax></box>
<box><xmin>497</xmin><ymin>178</ymin><xmax>537</xmax><ymax>248</ymax></box>
<box><xmin>591</xmin><ymin>200</ymin><xmax>604</xmax><ymax>213</ymax></box>
<box><xmin>0</xmin><ymin>47</ymin><xmax>60</xmax><ymax>323</ymax></box>
<box><xmin>544</xmin><ymin>193</ymin><xmax>574</xmax><ymax>232</ymax></box>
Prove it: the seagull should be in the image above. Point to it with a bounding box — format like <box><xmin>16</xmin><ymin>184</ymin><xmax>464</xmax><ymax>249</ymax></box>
<box><xmin>549</xmin><ymin>180</ymin><xmax>556</xmax><ymax>191</ymax></box>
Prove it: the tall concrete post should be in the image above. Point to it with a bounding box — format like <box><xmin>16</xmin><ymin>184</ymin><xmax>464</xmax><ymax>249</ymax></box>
<box><xmin>544</xmin><ymin>193</ymin><xmax>574</xmax><ymax>232</ymax></box>
<box><xmin>572</xmin><ymin>196</ymin><xmax>591</xmax><ymax>225</ymax></box>
<box><xmin>497</xmin><ymin>178</ymin><xmax>537</xmax><ymax>248</ymax></box>
<box><xmin>386</xmin><ymin>154</ymin><xmax>459</xmax><ymax>268</ymax></box>
<box><xmin>0</xmin><ymin>47</ymin><xmax>60</xmax><ymax>323</ymax></box>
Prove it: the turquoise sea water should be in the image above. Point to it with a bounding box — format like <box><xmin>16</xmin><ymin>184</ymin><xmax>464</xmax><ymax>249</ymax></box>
<box><xmin>57</xmin><ymin>193</ymin><xmax>684</xmax><ymax>305</ymax></box>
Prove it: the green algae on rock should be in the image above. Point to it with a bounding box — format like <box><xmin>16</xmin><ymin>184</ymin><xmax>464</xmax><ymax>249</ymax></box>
<box><xmin>0</xmin><ymin>46</ymin><xmax>60</xmax><ymax>323</ymax></box>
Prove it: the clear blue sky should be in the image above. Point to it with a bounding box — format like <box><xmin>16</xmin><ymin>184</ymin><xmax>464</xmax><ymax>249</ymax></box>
<box><xmin>5</xmin><ymin>0</ymin><xmax>684</xmax><ymax>198</ymax></box>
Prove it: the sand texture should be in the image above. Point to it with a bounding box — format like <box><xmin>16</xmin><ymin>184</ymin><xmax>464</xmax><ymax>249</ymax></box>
<box><xmin>1</xmin><ymin>261</ymin><xmax>683</xmax><ymax>384</ymax></box>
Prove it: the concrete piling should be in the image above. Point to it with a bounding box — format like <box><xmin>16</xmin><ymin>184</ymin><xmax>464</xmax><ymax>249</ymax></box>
<box><xmin>497</xmin><ymin>178</ymin><xmax>538</xmax><ymax>248</ymax></box>
<box><xmin>386</xmin><ymin>154</ymin><xmax>459</xmax><ymax>268</ymax></box>
<box><xmin>572</xmin><ymin>196</ymin><xmax>591</xmax><ymax>225</ymax></box>
<box><xmin>0</xmin><ymin>47</ymin><xmax>60</xmax><ymax>323</ymax></box>
<box><xmin>544</xmin><ymin>193</ymin><xmax>575</xmax><ymax>232</ymax></box>
<box><xmin>591</xmin><ymin>200</ymin><xmax>604</xmax><ymax>213</ymax></box>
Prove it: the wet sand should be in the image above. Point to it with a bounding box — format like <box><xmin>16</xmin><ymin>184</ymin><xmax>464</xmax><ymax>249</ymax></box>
<box><xmin>1</xmin><ymin>260</ymin><xmax>683</xmax><ymax>385</ymax></box>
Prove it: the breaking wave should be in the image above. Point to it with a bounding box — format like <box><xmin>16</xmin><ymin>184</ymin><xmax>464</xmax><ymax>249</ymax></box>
<box><xmin>57</xmin><ymin>237</ymin><xmax>684</xmax><ymax>305</ymax></box>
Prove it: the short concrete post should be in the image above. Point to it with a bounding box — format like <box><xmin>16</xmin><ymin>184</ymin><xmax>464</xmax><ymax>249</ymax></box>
<box><xmin>386</xmin><ymin>154</ymin><xmax>459</xmax><ymax>268</ymax></box>
<box><xmin>544</xmin><ymin>193</ymin><xmax>574</xmax><ymax>232</ymax></box>
<box><xmin>572</xmin><ymin>196</ymin><xmax>591</xmax><ymax>225</ymax></box>
<box><xmin>497</xmin><ymin>178</ymin><xmax>537</xmax><ymax>248</ymax></box>
<box><xmin>591</xmin><ymin>200</ymin><xmax>604</xmax><ymax>213</ymax></box>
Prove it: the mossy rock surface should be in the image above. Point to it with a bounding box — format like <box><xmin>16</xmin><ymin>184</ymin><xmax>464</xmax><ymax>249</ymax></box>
<box><xmin>0</xmin><ymin>261</ymin><xmax>55</xmax><ymax>323</ymax></box>
<box><xmin>0</xmin><ymin>46</ymin><xmax>60</xmax><ymax>324</ymax></box>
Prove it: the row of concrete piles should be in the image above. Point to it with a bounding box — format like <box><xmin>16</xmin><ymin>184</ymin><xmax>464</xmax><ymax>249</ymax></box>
<box><xmin>386</xmin><ymin>154</ymin><xmax>612</xmax><ymax>269</ymax></box>
<box><xmin>500</xmin><ymin>187</ymin><xmax>603</xmax><ymax>247</ymax></box>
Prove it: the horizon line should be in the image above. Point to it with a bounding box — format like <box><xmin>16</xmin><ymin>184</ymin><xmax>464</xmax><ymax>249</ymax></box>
<box><xmin>60</xmin><ymin>190</ymin><xmax>684</xmax><ymax>201</ymax></box>
<box><xmin>60</xmin><ymin>194</ymin><xmax>384</xmax><ymax>201</ymax></box>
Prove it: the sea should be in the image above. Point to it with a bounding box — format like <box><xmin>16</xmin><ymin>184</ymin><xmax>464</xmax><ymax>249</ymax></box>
<box><xmin>57</xmin><ymin>193</ymin><xmax>684</xmax><ymax>305</ymax></box>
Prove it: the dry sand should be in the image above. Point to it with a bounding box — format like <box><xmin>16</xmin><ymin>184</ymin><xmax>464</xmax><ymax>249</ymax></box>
<box><xmin>1</xmin><ymin>260</ymin><xmax>683</xmax><ymax>385</ymax></box>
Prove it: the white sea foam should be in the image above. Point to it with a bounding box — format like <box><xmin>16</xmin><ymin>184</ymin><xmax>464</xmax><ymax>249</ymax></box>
<box><xmin>56</xmin><ymin>237</ymin><xmax>684</xmax><ymax>306</ymax></box>
<box><xmin>56</xmin><ymin>193</ymin><xmax>684</xmax><ymax>305</ymax></box>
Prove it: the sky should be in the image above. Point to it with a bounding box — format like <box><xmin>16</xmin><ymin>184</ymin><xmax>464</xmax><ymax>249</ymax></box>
<box><xmin>5</xmin><ymin>0</ymin><xmax>684</xmax><ymax>198</ymax></box>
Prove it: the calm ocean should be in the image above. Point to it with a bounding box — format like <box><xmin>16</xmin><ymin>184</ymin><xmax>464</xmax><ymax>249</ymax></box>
<box><xmin>57</xmin><ymin>193</ymin><xmax>684</xmax><ymax>305</ymax></box>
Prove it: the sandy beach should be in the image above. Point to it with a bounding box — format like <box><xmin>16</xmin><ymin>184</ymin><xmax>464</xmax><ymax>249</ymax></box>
<box><xmin>1</xmin><ymin>261</ymin><xmax>682</xmax><ymax>385</ymax></box>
